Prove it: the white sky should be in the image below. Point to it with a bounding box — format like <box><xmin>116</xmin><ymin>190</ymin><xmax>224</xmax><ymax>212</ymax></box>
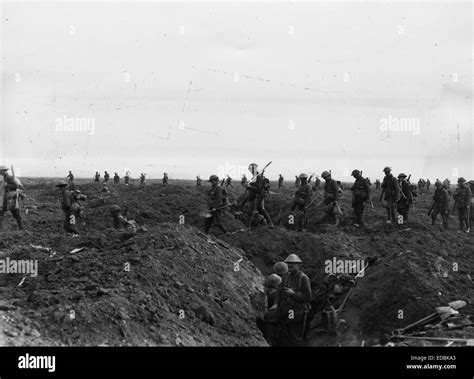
<box><xmin>1</xmin><ymin>1</ymin><xmax>472</xmax><ymax>181</ymax></box>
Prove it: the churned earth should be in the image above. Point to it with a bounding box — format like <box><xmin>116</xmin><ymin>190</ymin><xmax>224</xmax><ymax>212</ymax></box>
<box><xmin>0</xmin><ymin>177</ymin><xmax>472</xmax><ymax>346</ymax></box>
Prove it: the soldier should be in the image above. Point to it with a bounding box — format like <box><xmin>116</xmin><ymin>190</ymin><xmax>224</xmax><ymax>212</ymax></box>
<box><xmin>321</xmin><ymin>171</ymin><xmax>340</xmax><ymax>224</ymax></box>
<box><xmin>66</xmin><ymin>171</ymin><xmax>75</xmax><ymax>190</ymax></box>
<box><xmin>163</xmin><ymin>173</ymin><xmax>168</xmax><ymax>185</ymax></box>
<box><xmin>225</xmin><ymin>175</ymin><xmax>233</xmax><ymax>188</ymax></box>
<box><xmin>72</xmin><ymin>190</ymin><xmax>87</xmax><ymax>218</ymax></box>
<box><xmin>453</xmin><ymin>177</ymin><xmax>472</xmax><ymax>233</ymax></box>
<box><xmin>196</xmin><ymin>176</ymin><xmax>202</xmax><ymax>187</ymax></box>
<box><xmin>245</xmin><ymin>163</ymin><xmax>274</xmax><ymax>230</ymax></box>
<box><xmin>350</xmin><ymin>169</ymin><xmax>371</xmax><ymax>227</ymax></box>
<box><xmin>429</xmin><ymin>181</ymin><xmax>449</xmax><ymax>229</ymax></box>
<box><xmin>375</xmin><ymin>179</ymin><xmax>381</xmax><ymax>190</ymax></box>
<box><xmin>418</xmin><ymin>179</ymin><xmax>424</xmax><ymax>191</ymax></box>
<box><xmin>270</xmin><ymin>254</ymin><xmax>312</xmax><ymax>346</ymax></box>
<box><xmin>104</xmin><ymin>171</ymin><xmax>110</xmax><ymax>183</ymax></box>
<box><xmin>204</xmin><ymin>175</ymin><xmax>228</xmax><ymax>234</ymax></box>
<box><xmin>426</xmin><ymin>179</ymin><xmax>431</xmax><ymax>191</ymax></box>
<box><xmin>114</xmin><ymin>172</ymin><xmax>120</xmax><ymax>184</ymax></box>
<box><xmin>278</xmin><ymin>174</ymin><xmax>284</xmax><ymax>189</ymax></box>
<box><xmin>110</xmin><ymin>205</ymin><xmax>147</xmax><ymax>234</ymax></box>
<box><xmin>380</xmin><ymin>166</ymin><xmax>400</xmax><ymax>224</ymax></box>
<box><xmin>291</xmin><ymin>173</ymin><xmax>312</xmax><ymax>231</ymax></box>
<box><xmin>140</xmin><ymin>173</ymin><xmax>146</xmax><ymax>186</ymax></box>
<box><xmin>241</xmin><ymin>175</ymin><xmax>248</xmax><ymax>188</ymax></box>
<box><xmin>397</xmin><ymin>173</ymin><xmax>413</xmax><ymax>223</ymax></box>
<box><xmin>56</xmin><ymin>181</ymin><xmax>79</xmax><ymax>236</ymax></box>
<box><xmin>313</xmin><ymin>176</ymin><xmax>321</xmax><ymax>191</ymax></box>
<box><xmin>124</xmin><ymin>171</ymin><xmax>130</xmax><ymax>186</ymax></box>
<box><xmin>0</xmin><ymin>165</ymin><xmax>24</xmax><ymax>231</ymax></box>
<box><xmin>443</xmin><ymin>178</ymin><xmax>451</xmax><ymax>200</ymax></box>
<box><xmin>94</xmin><ymin>172</ymin><xmax>100</xmax><ymax>182</ymax></box>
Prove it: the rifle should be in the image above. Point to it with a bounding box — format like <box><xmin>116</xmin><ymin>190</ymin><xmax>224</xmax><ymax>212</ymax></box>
<box><xmin>242</xmin><ymin>161</ymin><xmax>272</xmax><ymax>204</ymax></box>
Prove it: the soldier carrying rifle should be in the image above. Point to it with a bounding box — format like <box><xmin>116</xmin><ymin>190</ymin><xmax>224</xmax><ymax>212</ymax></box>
<box><xmin>428</xmin><ymin>181</ymin><xmax>449</xmax><ymax>229</ymax></box>
<box><xmin>453</xmin><ymin>177</ymin><xmax>472</xmax><ymax>233</ymax></box>
<box><xmin>0</xmin><ymin>165</ymin><xmax>24</xmax><ymax>231</ymax></box>
<box><xmin>204</xmin><ymin>175</ymin><xmax>228</xmax><ymax>234</ymax></box>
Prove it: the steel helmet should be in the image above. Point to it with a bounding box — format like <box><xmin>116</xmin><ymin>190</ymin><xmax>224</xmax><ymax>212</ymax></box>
<box><xmin>458</xmin><ymin>177</ymin><xmax>466</xmax><ymax>183</ymax></box>
<box><xmin>55</xmin><ymin>181</ymin><xmax>67</xmax><ymax>187</ymax></box>
<box><xmin>208</xmin><ymin>175</ymin><xmax>219</xmax><ymax>182</ymax></box>
<box><xmin>110</xmin><ymin>205</ymin><xmax>121</xmax><ymax>213</ymax></box>
<box><xmin>398</xmin><ymin>173</ymin><xmax>407</xmax><ymax>178</ymax></box>
<box><xmin>272</xmin><ymin>261</ymin><xmax>289</xmax><ymax>276</ymax></box>
<box><xmin>265</xmin><ymin>274</ymin><xmax>282</xmax><ymax>289</ymax></box>
<box><xmin>334</xmin><ymin>284</ymin><xmax>344</xmax><ymax>294</ymax></box>
<box><xmin>383</xmin><ymin>166</ymin><xmax>391</xmax><ymax>172</ymax></box>
<box><xmin>299</xmin><ymin>173</ymin><xmax>309</xmax><ymax>179</ymax></box>
<box><xmin>0</xmin><ymin>165</ymin><xmax>9</xmax><ymax>171</ymax></box>
<box><xmin>351</xmin><ymin>169</ymin><xmax>360</xmax><ymax>176</ymax></box>
<box><xmin>321</xmin><ymin>171</ymin><xmax>330</xmax><ymax>179</ymax></box>
<box><xmin>284</xmin><ymin>254</ymin><xmax>303</xmax><ymax>264</ymax></box>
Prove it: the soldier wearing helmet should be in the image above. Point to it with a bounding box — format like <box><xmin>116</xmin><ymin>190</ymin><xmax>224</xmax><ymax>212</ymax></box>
<box><xmin>278</xmin><ymin>174</ymin><xmax>284</xmax><ymax>189</ymax></box>
<box><xmin>273</xmin><ymin>261</ymin><xmax>288</xmax><ymax>276</ymax></box>
<box><xmin>453</xmin><ymin>177</ymin><xmax>472</xmax><ymax>233</ymax></box>
<box><xmin>245</xmin><ymin>163</ymin><xmax>273</xmax><ymax>230</ymax></box>
<box><xmin>381</xmin><ymin>166</ymin><xmax>400</xmax><ymax>224</ymax></box>
<box><xmin>163</xmin><ymin>173</ymin><xmax>169</xmax><ymax>185</ymax></box>
<box><xmin>0</xmin><ymin>165</ymin><xmax>24</xmax><ymax>231</ymax></box>
<box><xmin>66</xmin><ymin>171</ymin><xmax>75</xmax><ymax>190</ymax></box>
<box><xmin>397</xmin><ymin>173</ymin><xmax>413</xmax><ymax>223</ymax></box>
<box><xmin>110</xmin><ymin>205</ymin><xmax>145</xmax><ymax>233</ymax></box>
<box><xmin>350</xmin><ymin>169</ymin><xmax>371</xmax><ymax>227</ymax></box>
<box><xmin>114</xmin><ymin>172</ymin><xmax>120</xmax><ymax>184</ymax></box>
<box><xmin>321</xmin><ymin>171</ymin><xmax>340</xmax><ymax>224</ymax></box>
<box><xmin>204</xmin><ymin>175</ymin><xmax>228</xmax><ymax>234</ymax></box>
<box><xmin>124</xmin><ymin>171</ymin><xmax>130</xmax><ymax>186</ymax></box>
<box><xmin>196</xmin><ymin>175</ymin><xmax>202</xmax><ymax>187</ymax></box>
<box><xmin>270</xmin><ymin>254</ymin><xmax>312</xmax><ymax>346</ymax></box>
<box><xmin>104</xmin><ymin>171</ymin><xmax>110</xmax><ymax>183</ymax></box>
<box><xmin>94</xmin><ymin>172</ymin><xmax>100</xmax><ymax>182</ymax></box>
<box><xmin>265</xmin><ymin>273</ymin><xmax>282</xmax><ymax>309</ymax></box>
<box><xmin>56</xmin><ymin>181</ymin><xmax>79</xmax><ymax>236</ymax></box>
<box><xmin>140</xmin><ymin>173</ymin><xmax>146</xmax><ymax>186</ymax></box>
<box><xmin>291</xmin><ymin>173</ymin><xmax>312</xmax><ymax>231</ymax></box>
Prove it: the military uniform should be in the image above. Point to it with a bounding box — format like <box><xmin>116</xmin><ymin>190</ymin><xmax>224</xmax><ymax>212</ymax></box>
<box><xmin>382</xmin><ymin>173</ymin><xmax>400</xmax><ymax>223</ymax></box>
<box><xmin>431</xmin><ymin>186</ymin><xmax>449</xmax><ymax>228</ymax></box>
<box><xmin>278</xmin><ymin>175</ymin><xmax>284</xmax><ymax>188</ymax></box>
<box><xmin>204</xmin><ymin>183</ymin><xmax>227</xmax><ymax>234</ymax></box>
<box><xmin>453</xmin><ymin>183</ymin><xmax>472</xmax><ymax>231</ymax></box>
<box><xmin>0</xmin><ymin>173</ymin><xmax>23</xmax><ymax>231</ymax></box>
<box><xmin>323</xmin><ymin>177</ymin><xmax>340</xmax><ymax>224</ymax></box>
<box><xmin>291</xmin><ymin>180</ymin><xmax>312</xmax><ymax>231</ymax></box>
<box><xmin>351</xmin><ymin>175</ymin><xmax>371</xmax><ymax>226</ymax></box>
<box><xmin>114</xmin><ymin>173</ymin><xmax>120</xmax><ymax>184</ymax></box>
<box><xmin>247</xmin><ymin>174</ymin><xmax>273</xmax><ymax>228</ymax></box>
<box><xmin>94</xmin><ymin>173</ymin><xmax>100</xmax><ymax>182</ymax></box>
<box><xmin>60</xmin><ymin>188</ymin><xmax>79</xmax><ymax>234</ymax></box>
<box><xmin>397</xmin><ymin>178</ymin><xmax>413</xmax><ymax>222</ymax></box>
<box><xmin>104</xmin><ymin>172</ymin><xmax>110</xmax><ymax>182</ymax></box>
<box><xmin>163</xmin><ymin>174</ymin><xmax>168</xmax><ymax>185</ymax></box>
<box><xmin>274</xmin><ymin>270</ymin><xmax>312</xmax><ymax>346</ymax></box>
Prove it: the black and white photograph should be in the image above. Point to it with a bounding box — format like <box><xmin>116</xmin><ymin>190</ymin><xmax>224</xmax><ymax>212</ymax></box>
<box><xmin>0</xmin><ymin>0</ymin><xmax>473</xmax><ymax>375</ymax></box>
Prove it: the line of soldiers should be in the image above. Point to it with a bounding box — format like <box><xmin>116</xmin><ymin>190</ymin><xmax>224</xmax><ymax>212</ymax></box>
<box><xmin>418</xmin><ymin>178</ymin><xmax>431</xmax><ymax>191</ymax></box>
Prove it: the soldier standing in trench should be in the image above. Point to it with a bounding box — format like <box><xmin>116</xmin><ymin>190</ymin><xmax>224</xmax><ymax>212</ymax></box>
<box><xmin>380</xmin><ymin>166</ymin><xmax>399</xmax><ymax>224</ymax></box>
<box><xmin>270</xmin><ymin>254</ymin><xmax>312</xmax><ymax>346</ymax></box>
<box><xmin>291</xmin><ymin>173</ymin><xmax>312</xmax><ymax>231</ymax></box>
<box><xmin>321</xmin><ymin>171</ymin><xmax>340</xmax><ymax>224</ymax></box>
<box><xmin>245</xmin><ymin>163</ymin><xmax>274</xmax><ymax>230</ymax></box>
<box><xmin>397</xmin><ymin>173</ymin><xmax>413</xmax><ymax>223</ymax></box>
<box><xmin>350</xmin><ymin>169</ymin><xmax>371</xmax><ymax>227</ymax></box>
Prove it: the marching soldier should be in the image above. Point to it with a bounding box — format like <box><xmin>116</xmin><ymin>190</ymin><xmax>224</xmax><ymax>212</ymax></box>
<box><xmin>278</xmin><ymin>174</ymin><xmax>284</xmax><ymax>189</ymax></box>
<box><xmin>114</xmin><ymin>172</ymin><xmax>120</xmax><ymax>184</ymax></box>
<box><xmin>196</xmin><ymin>176</ymin><xmax>202</xmax><ymax>187</ymax></box>
<box><xmin>350</xmin><ymin>169</ymin><xmax>371</xmax><ymax>227</ymax></box>
<box><xmin>104</xmin><ymin>171</ymin><xmax>110</xmax><ymax>183</ymax></box>
<box><xmin>204</xmin><ymin>175</ymin><xmax>228</xmax><ymax>234</ymax></box>
<box><xmin>321</xmin><ymin>171</ymin><xmax>340</xmax><ymax>224</ymax></box>
<box><xmin>291</xmin><ymin>173</ymin><xmax>312</xmax><ymax>231</ymax></box>
<box><xmin>0</xmin><ymin>165</ymin><xmax>24</xmax><ymax>231</ymax></box>
<box><xmin>397</xmin><ymin>173</ymin><xmax>413</xmax><ymax>223</ymax></box>
<box><xmin>241</xmin><ymin>175</ymin><xmax>248</xmax><ymax>188</ymax></box>
<box><xmin>66</xmin><ymin>171</ymin><xmax>75</xmax><ymax>190</ymax></box>
<box><xmin>429</xmin><ymin>181</ymin><xmax>449</xmax><ymax>229</ymax></box>
<box><xmin>140</xmin><ymin>173</ymin><xmax>146</xmax><ymax>186</ymax></box>
<box><xmin>375</xmin><ymin>179</ymin><xmax>381</xmax><ymax>190</ymax></box>
<box><xmin>453</xmin><ymin>177</ymin><xmax>472</xmax><ymax>233</ymax></box>
<box><xmin>56</xmin><ymin>181</ymin><xmax>79</xmax><ymax>236</ymax></box>
<box><xmin>246</xmin><ymin>163</ymin><xmax>274</xmax><ymax>230</ymax></box>
<box><xmin>124</xmin><ymin>171</ymin><xmax>130</xmax><ymax>186</ymax></box>
<box><xmin>380</xmin><ymin>167</ymin><xmax>399</xmax><ymax>224</ymax></box>
<box><xmin>225</xmin><ymin>175</ymin><xmax>233</xmax><ymax>187</ymax></box>
<box><xmin>94</xmin><ymin>172</ymin><xmax>100</xmax><ymax>182</ymax></box>
<box><xmin>163</xmin><ymin>173</ymin><xmax>169</xmax><ymax>185</ymax></box>
<box><xmin>294</xmin><ymin>176</ymin><xmax>300</xmax><ymax>188</ymax></box>
<box><xmin>426</xmin><ymin>179</ymin><xmax>431</xmax><ymax>191</ymax></box>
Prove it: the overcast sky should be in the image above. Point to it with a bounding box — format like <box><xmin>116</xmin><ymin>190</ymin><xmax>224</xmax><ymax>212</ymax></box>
<box><xmin>1</xmin><ymin>1</ymin><xmax>472</xmax><ymax>181</ymax></box>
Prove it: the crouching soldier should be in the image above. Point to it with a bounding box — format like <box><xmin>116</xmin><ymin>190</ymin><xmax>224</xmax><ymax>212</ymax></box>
<box><xmin>56</xmin><ymin>181</ymin><xmax>79</xmax><ymax>237</ymax></box>
<box><xmin>270</xmin><ymin>254</ymin><xmax>312</xmax><ymax>346</ymax></box>
<box><xmin>110</xmin><ymin>205</ymin><xmax>147</xmax><ymax>234</ymax></box>
<box><xmin>0</xmin><ymin>165</ymin><xmax>24</xmax><ymax>231</ymax></box>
